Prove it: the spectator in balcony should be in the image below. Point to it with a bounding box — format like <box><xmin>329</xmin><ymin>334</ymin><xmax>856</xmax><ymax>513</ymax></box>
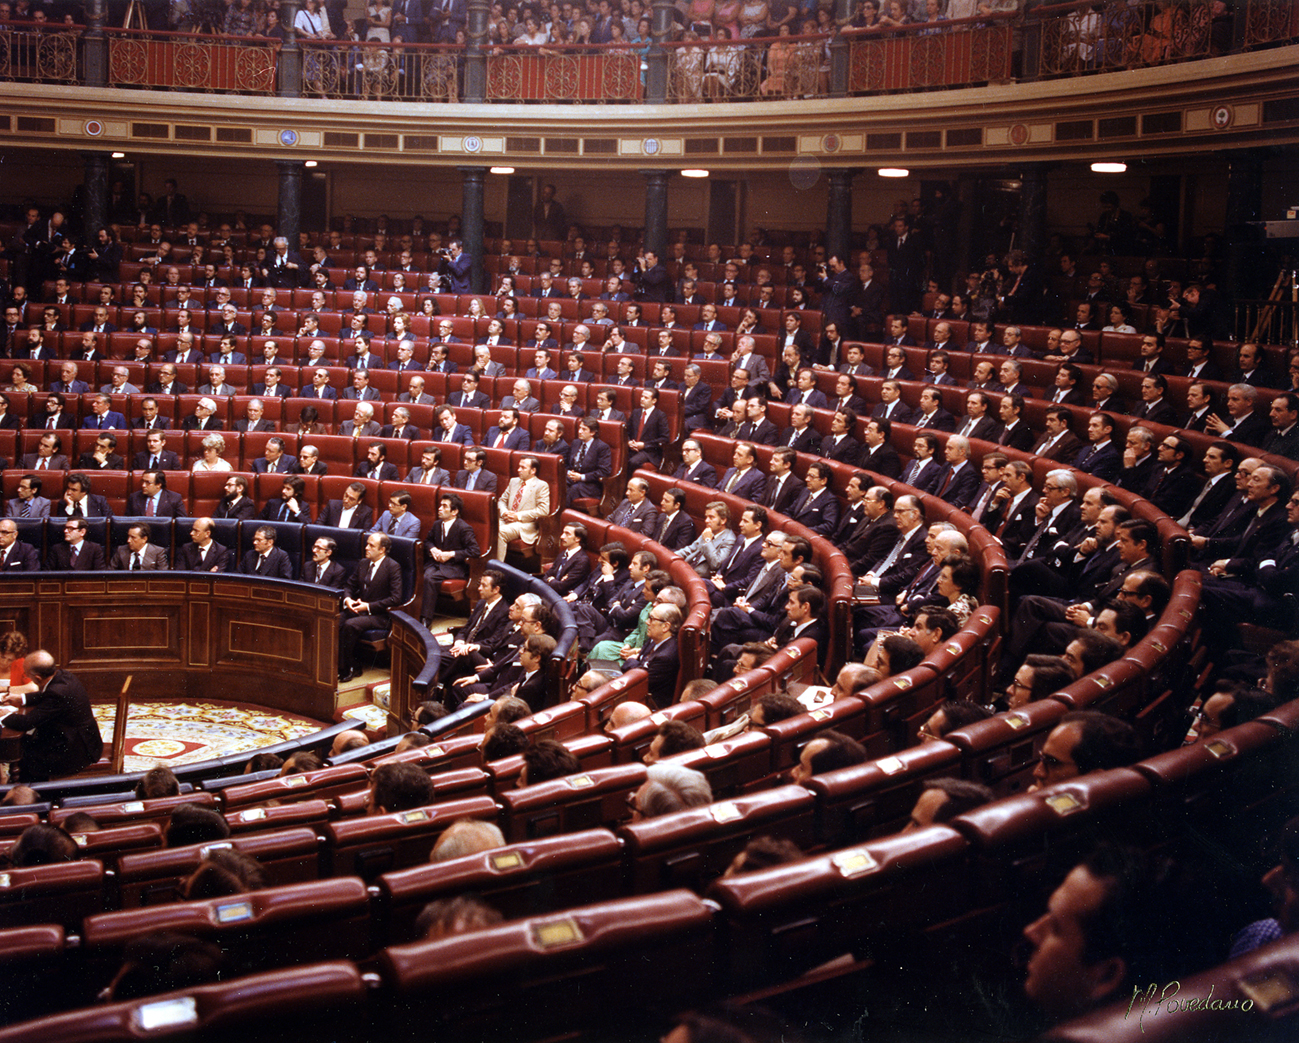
<box><xmin>224</xmin><ymin>0</ymin><xmax>257</xmax><ymax>35</ymax></box>
<box><xmin>295</xmin><ymin>0</ymin><xmax>333</xmax><ymax>37</ymax></box>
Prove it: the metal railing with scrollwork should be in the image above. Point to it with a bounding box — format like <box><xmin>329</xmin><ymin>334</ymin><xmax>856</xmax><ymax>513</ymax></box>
<box><xmin>0</xmin><ymin>24</ymin><xmax>78</xmax><ymax>83</ymax></box>
<box><xmin>1024</xmin><ymin>0</ymin><xmax>1220</xmax><ymax>79</ymax></box>
<box><xmin>486</xmin><ymin>42</ymin><xmax>643</xmax><ymax>103</ymax></box>
<box><xmin>665</xmin><ymin>32</ymin><xmax>822</xmax><ymax>102</ymax></box>
<box><xmin>105</xmin><ymin>28</ymin><xmax>277</xmax><ymax>93</ymax></box>
<box><xmin>844</xmin><ymin>13</ymin><xmax>1014</xmax><ymax>93</ymax></box>
<box><xmin>299</xmin><ymin>39</ymin><xmax>461</xmax><ymax>101</ymax></box>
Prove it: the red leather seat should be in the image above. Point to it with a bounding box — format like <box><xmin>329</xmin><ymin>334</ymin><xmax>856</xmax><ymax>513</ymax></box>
<box><xmin>854</xmin><ymin>663</ymin><xmax>946</xmax><ymax>757</ymax></box>
<box><xmin>942</xmin><ymin>699</ymin><xmax>1070</xmax><ymax>797</ymax></box>
<box><xmin>49</xmin><ymin>792</ymin><xmax>218</xmax><ymax>830</ymax></box>
<box><xmin>220</xmin><ymin>764</ymin><xmax>371</xmax><ymax>810</ymax></box>
<box><xmin>324</xmin><ymin>795</ymin><xmax>499</xmax><ymax>880</ymax></box>
<box><xmin>666</xmin><ymin>730</ymin><xmax>774</xmax><ymax>799</ymax></box>
<box><xmin>0</xmin><ymin>925</ymin><xmax>68</xmax><ymax>1024</ymax></box>
<box><xmin>374</xmin><ymin>827</ymin><xmax>624</xmax><ymax>944</ymax></box>
<box><xmin>224</xmin><ymin>798</ymin><xmax>332</xmax><ymax>835</ymax></box>
<box><xmin>804</xmin><ymin>739</ymin><xmax>963</xmax><ymax>844</ymax></box>
<box><xmin>378</xmin><ymin>890</ymin><xmax>718</xmax><ymax>1039</ymax></box>
<box><xmin>763</xmin><ymin>698</ymin><xmax>872</xmax><ymax>778</ymax></box>
<box><xmin>618</xmin><ymin>784</ymin><xmax>816</xmax><ymax>894</ymax></box>
<box><xmin>497</xmin><ymin>763</ymin><xmax>646</xmax><ymax>842</ymax></box>
<box><xmin>608</xmin><ymin>701</ymin><xmax>709</xmax><ymax>764</ymax></box>
<box><xmin>706</xmin><ymin>827</ymin><xmax>971</xmax><ymax>988</ymax></box>
<box><xmin>0</xmin><ymin>860</ymin><xmax>106</xmax><ymax>928</ymax></box>
<box><xmin>114</xmin><ymin>826</ymin><xmax>324</xmax><ymax>908</ymax></box>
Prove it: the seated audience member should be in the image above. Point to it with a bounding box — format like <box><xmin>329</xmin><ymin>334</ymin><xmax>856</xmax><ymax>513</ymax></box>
<box><xmin>1061</xmin><ymin>629</ymin><xmax>1124</xmax><ymax>680</ymax></box>
<box><xmin>368</xmin><ymin>761</ymin><xmax>435</xmax><ymax>814</ymax></box>
<box><xmin>135</xmin><ymin>765</ymin><xmax>181</xmax><ymax>799</ymax></box>
<box><xmin>1022</xmin><ymin>845</ymin><xmax>1220</xmax><ymax>1024</ymax></box>
<box><xmin>182</xmin><ymin>849</ymin><xmax>265</xmax><ymax>900</ymax></box>
<box><xmin>430</xmin><ymin>819</ymin><xmax>507</xmax><ymax>863</ymax></box>
<box><xmin>1185</xmin><ymin>683</ymin><xmax>1280</xmax><ymax>745</ymax></box>
<box><xmin>482</xmin><ymin>723</ymin><xmax>528</xmax><ymax>761</ymax></box>
<box><xmin>790</xmin><ymin>729</ymin><xmax>868</xmax><ymax>783</ymax></box>
<box><xmin>630</xmin><ymin>763</ymin><xmax>713</xmax><ymax>818</ymax></box>
<box><xmin>1229</xmin><ymin>814</ymin><xmax>1299</xmax><ymax>957</ymax></box>
<box><xmin>416</xmin><ymin>896</ymin><xmax>504</xmax><ymax>940</ymax></box>
<box><xmin>903</xmin><ymin>777</ymin><xmax>995</xmax><ymax>832</ymax></box>
<box><xmin>3</xmin><ymin>823</ymin><xmax>77</xmax><ymax>867</ymax></box>
<box><xmin>165</xmin><ymin>803</ymin><xmax>231</xmax><ymax>847</ymax></box>
<box><xmin>330</xmin><ymin>730</ymin><xmax>370</xmax><ymax>758</ymax></box>
<box><xmin>1003</xmin><ymin>654</ymin><xmax>1075</xmax><ymax>710</ymax></box>
<box><xmin>720</xmin><ymin>836</ymin><xmax>804</xmax><ymax>878</ymax></box>
<box><xmin>279</xmin><ymin>751</ymin><xmax>322</xmax><ymax>775</ymax></box>
<box><xmin>917</xmin><ymin>700</ymin><xmax>994</xmax><ymax>743</ymax></box>
<box><xmin>519</xmin><ymin>738</ymin><xmax>580</xmax><ymax>786</ymax></box>
<box><xmin>395</xmin><ymin>733</ymin><xmax>435</xmax><ymax>754</ymax></box>
<box><xmin>643</xmin><ymin>719</ymin><xmax>706</xmax><ymax>764</ymax></box>
<box><xmin>106</xmin><ymin>933</ymin><xmax>227</xmax><ymax>1002</ymax></box>
<box><xmin>1028</xmin><ymin>710</ymin><xmax>1140</xmax><ymax>793</ymax></box>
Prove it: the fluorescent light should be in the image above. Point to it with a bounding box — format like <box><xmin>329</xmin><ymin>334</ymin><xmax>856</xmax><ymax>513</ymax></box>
<box><xmin>111</xmin><ymin>152</ymin><xmax>125</xmax><ymax>159</ymax></box>
<box><xmin>490</xmin><ymin>166</ymin><xmax>515</xmax><ymax>174</ymax></box>
<box><xmin>681</xmin><ymin>169</ymin><xmax>709</xmax><ymax>178</ymax></box>
<box><xmin>878</xmin><ymin>168</ymin><xmax>909</xmax><ymax>178</ymax></box>
<box><xmin>304</xmin><ymin>160</ymin><xmax>318</xmax><ymax>168</ymax></box>
<box><xmin>1091</xmin><ymin>162</ymin><xmax>1127</xmax><ymax>173</ymax></box>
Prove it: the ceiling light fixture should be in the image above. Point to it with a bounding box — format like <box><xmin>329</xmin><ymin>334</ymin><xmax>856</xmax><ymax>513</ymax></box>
<box><xmin>681</xmin><ymin>169</ymin><xmax>709</xmax><ymax>178</ymax></box>
<box><xmin>878</xmin><ymin>167</ymin><xmax>909</xmax><ymax>178</ymax></box>
<box><xmin>1091</xmin><ymin>162</ymin><xmax>1127</xmax><ymax>173</ymax></box>
<box><xmin>490</xmin><ymin>166</ymin><xmax>515</xmax><ymax>174</ymax></box>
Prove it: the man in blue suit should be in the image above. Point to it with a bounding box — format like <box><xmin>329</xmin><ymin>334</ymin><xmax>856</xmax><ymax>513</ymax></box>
<box><xmin>432</xmin><ymin>406</ymin><xmax>474</xmax><ymax>445</ymax></box>
<box><xmin>1073</xmin><ymin>412</ymin><xmax>1123</xmax><ymax>483</ymax></box>
<box><xmin>81</xmin><ymin>394</ymin><xmax>126</xmax><ymax>430</ymax></box>
<box><xmin>708</xmin><ymin>505</ymin><xmax>768</xmax><ymax>607</ymax></box>
<box><xmin>484</xmin><ymin>407</ymin><xmax>529</xmax><ymax>452</ymax></box>
<box><xmin>441</xmin><ymin>239</ymin><xmax>472</xmax><ymax>293</ymax></box>
<box><xmin>566</xmin><ymin>417</ymin><xmax>612</xmax><ymax>505</ymax></box>
<box><xmin>716</xmin><ymin>443</ymin><xmax>767</xmax><ymax>503</ymax></box>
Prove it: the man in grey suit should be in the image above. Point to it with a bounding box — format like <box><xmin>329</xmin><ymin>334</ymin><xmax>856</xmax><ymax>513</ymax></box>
<box><xmin>7</xmin><ymin>475</ymin><xmax>50</xmax><ymax>519</ymax></box>
<box><xmin>454</xmin><ymin>449</ymin><xmax>498</xmax><ymax>495</ymax></box>
<box><xmin>110</xmin><ymin>523</ymin><xmax>169</xmax><ymax>570</ymax></box>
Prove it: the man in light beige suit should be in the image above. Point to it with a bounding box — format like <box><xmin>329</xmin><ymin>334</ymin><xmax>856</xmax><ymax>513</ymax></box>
<box><xmin>497</xmin><ymin>456</ymin><xmax>551</xmax><ymax>558</ymax></box>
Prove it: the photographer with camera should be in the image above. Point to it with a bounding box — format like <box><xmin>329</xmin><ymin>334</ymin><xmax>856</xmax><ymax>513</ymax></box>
<box><xmin>438</xmin><ymin>239</ymin><xmax>473</xmax><ymax>294</ymax></box>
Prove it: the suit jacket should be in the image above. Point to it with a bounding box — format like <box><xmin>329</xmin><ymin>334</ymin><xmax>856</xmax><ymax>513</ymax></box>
<box><xmin>625</xmin><ymin>635</ymin><xmax>679</xmax><ymax>709</ymax></box>
<box><xmin>455</xmin><ymin>594</ymin><xmax>512</xmax><ymax>655</ymax></box>
<box><xmin>716</xmin><ymin>535</ymin><xmax>765</xmax><ymax>594</ymax></box>
<box><xmin>543</xmin><ymin>547</ymin><xmax>592</xmax><ymax>596</ymax></box>
<box><xmin>901</xmin><ymin>458</ymin><xmax>944</xmax><ymax>496</ymax></box>
<box><xmin>484</xmin><ymin>426</ymin><xmax>530</xmax><ymax>452</ymax></box>
<box><xmin>788</xmin><ymin>488</ymin><xmax>840</xmax><ymax>536</ymax></box>
<box><xmin>780</xmin><ymin>426</ymin><xmax>821</xmax><ymax>454</ymax></box>
<box><xmin>319</xmin><ymin>500</ymin><xmax>375</xmax><ymax>530</ymax></box>
<box><xmin>54</xmin><ymin>495</ymin><xmax>112</xmax><ymax>520</ymax></box>
<box><xmin>873</xmin><ymin>400</ymin><xmax>916</xmax><ymax>425</ymax></box>
<box><xmin>995</xmin><ymin>491</ymin><xmax>1042</xmax><ymax>560</ymax></box>
<box><xmin>432</xmin><ymin>423</ymin><xmax>475</xmax><ymax>446</ymax></box>
<box><xmin>821</xmin><ymin>434</ymin><xmax>863</xmax><ymax>468</ymax></box>
<box><xmin>175</xmin><ymin>541</ymin><xmax>231</xmax><ymax>572</ymax></box>
<box><xmin>567</xmin><ymin>439</ymin><xmax>612</xmax><ymax>500</ymax></box>
<box><xmin>627</xmin><ymin>408</ymin><xmax>670</xmax><ymax>460</ymax></box>
<box><xmin>607</xmin><ymin>498</ymin><xmax>660</xmax><ymax>536</ymax></box>
<box><xmin>381</xmin><ymin>424</ymin><xmax>422</xmax><ymax>441</ymax></box>
<box><xmin>1118</xmin><ymin>454</ymin><xmax>1158</xmax><ymax>496</ymax></box>
<box><xmin>345</xmin><ymin>555</ymin><xmax>404</xmax><ymax>616</ymax></box>
<box><xmin>260</xmin><ymin>496</ymin><xmax>312</xmax><ymax>524</ymax></box>
<box><xmin>110</xmin><ymin>543</ymin><xmax>169</xmax><ymax>570</ymax></box>
<box><xmin>448</xmin><ymin>391</ymin><xmax>490</xmax><ymax>410</ymax></box>
<box><xmin>498</xmin><ymin>477</ymin><xmax>550</xmax><ymax>544</ymax></box>
<box><xmin>662</xmin><ymin>460</ymin><xmax>715</xmax><ymax>494</ymax></box>
<box><xmin>651</xmin><ymin>511</ymin><xmax>697</xmax><ymax>552</ymax></box>
<box><xmin>252</xmin><ymin>455</ymin><xmax>299</xmax><ymax>475</ymax></box>
<box><xmin>0</xmin><ymin>540</ymin><xmax>41</xmax><ymax>571</ymax></box>
<box><xmin>423</xmin><ymin>516</ymin><xmax>479</xmax><ymax>578</ymax></box>
<box><xmin>454</xmin><ymin>468</ymin><xmax>498</xmax><ymax>495</ymax></box>
<box><xmin>76</xmin><ymin>452</ymin><xmax>125</xmax><ymax>472</ymax></box>
<box><xmin>215</xmin><ymin>497</ymin><xmax>258</xmax><ymax>521</ymax></box>
<box><xmin>5</xmin><ymin>671</ymin><xmax>102</xmax><ymax>781</ymax></box>
<box><xmin>717</xmin><ymin>467</ymin><xmax>767</xmax><ymax>503</ymax></box>
<box><xmin>298</xmin><ymin>384</ymin><xmax>338</xmax><ymax>399</ymax></box>
<box><xmin>1131</xmin><ymin>398</ymin><xmax>1180</xmax><ymax>427</ymax></box>
<box><xmin>241</xmin><ymin>547</ymin><xmax>293</xmax><ymax>579</ymax></box>
<box><xmin>732</xmin><ymin>418</ymin><xmax>780</xmax><ymax>447</ymax></box>
<box><xmin>764</xmin><ymin>472</ymin><xmax>805</xmax><ymax>515</ymax></box>
<box><xmin>1073</xmin><ymin>441</ymin><xmax>1123</xmax><ymax>483</ymax></box>
<box><xmin>181</xmin><ymin>416</ymin><xmax>225</xmax><ymax>432</ymax></box>
<box><xmin>1031</xmin><ymin>430</ymin><xmax>1085</xmax><ymax>464</ymax></box>
<box><xmin>125</xmin><ymin>489</ymin><xmax>186</xmax><ymax>519</ymax></box>
<box><xmin>1224</xmin><ymin>411</ymin><xmax>1271</xmax><ymax>448</ymax></box>
<box><xmin>1263</xmin><ymin>426</ymin><xmax>1299</xmax><ymax>461</ymax></box>
<box><xmin>854</xmin><ymin>442</ymin><xmax>899</xmax><ymax>480</ymax></box>
<box><xmin>1182</xmin><ymin>474</ymin><xmax>1237</xmax><ymax>529</ymax></box>
<box><xmin>47</xmin><ymin>539</ymin><xmax>107</xmax><ymax>571</ymax></box>
<box><xmin>955</xmin><ymin>416</ymin><xmax>1002</xmax><ymax>443</ymax></box>
<box><xmin>682</xmin><ymin>382</ymin><xmax>714</xmax><ymax>431</ymax></box>
<box><xmin>81</xmin><ymin>412</ymin><xmax>126</xmax><ymax>431</ymax></box>
<box><xmin>934</xmin><ymin>462</ymin><xmax>981</xmax><ymax>510</ymax></box>
<box><xmin>372</xmin><ymin>510</ymin><xmax>422</xmax><ymax>540</ymax></box>
<box><xmin>301</xmin><ymin>558</ymin><xmax>347</xmax><ymax>588</ymax></box>
<box><xmin>1144</xmin><ymin>464</ymin><xmax>1204</xmax><ymax>519</ymax></box>
<box><xmin>846</xmin><ymin>512</ymin><xmax>900</xmax><ymax>573</ymax></box>
<box><xmin>353</xmin><ymin>460</ymin><xmax>400</xmax><ymax>482</ymax></box>
<box><xmin>876</xmin><ymin>527</ymin><xmax>931</xmax><ymax>599</ymax></box>
<box><xmin>913</xmin><ymin>408</ymin><xmax>956</xmax><ymax>432</ymax></box>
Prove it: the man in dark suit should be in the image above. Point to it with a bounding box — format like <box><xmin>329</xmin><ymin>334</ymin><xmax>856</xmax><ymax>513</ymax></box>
<box><xmin>901</xmin><ymin>433</ymin><xmax>945</xmax><ymax>496</ymax></box>
<box><xmin>299</xmin><ymin>536</ymin><xmax>347</xmax><ymax>589</ymax></box>
<box><xmin>992</xmin><ymin>461</ymin><xmax>1042</xmax><ymax>561</ymax></box>
<box><xmin>886</xmin><ymin>215</ymin><xmax>925</xmax><ymax>314</ymax></box>
<box><xmin>455</xmin><ymin>449</ymin><xmax>499</xmax><ymax>495</ymax></box>
<box><xmin>1</xmin><ymin>651</ymin><xmax>102</xmax><ymax>782</ymax></box>
<box><xmin>933</xmin><ymin>436</ymin><xmax>981</xmax><ymax>511</ymax></box>
<box><xmin>764</xmin><ymin>448</ymin><xmax>806</xmax><ymax>515</ymax></box>
<box><xmin>261</xmin><ymin>476</ymin><xmax>313</xmax><ymax>524</ymax></box>
<box><xmin>126</xmin><ymin>471</ymin><xmax>186</xmax><ymax>519</ymax></box>
<box><xmin>709</xmin><ymin>531</ymin><xmax>791</xmax><ymax>656</ymax></box>
<box><xmin>708</xmin><ymin>506</ymin><xmax>768</xmax><ymax>608</ymax></box>
<box><xmin>175</xmin><ymin>517</ymin><xmax>231</xmax><ymax>573</ymax></box>
<box><xmin>607</xmin><ymin>478</ymin><xmax>660</xmax><ymax>537</ymax></box>
<box><xmin>1031</xmin><ymin>409</ymin><xmax>1086</xmax><ymax>464</ymax></box>
<box><xmin>565</xmin><ymin>419</ymin><xmax>612</xmax><ymax>505</ymax></box>
<box><xmin>354</xmin><ymin>442</ymin><xmax>400</xmax><ymax>483</ymax></box>
<box><xmin>46</xmin><ymin>518</ymin><xmax>107</xmax><ymax>571</ymax></box>
<box><xmin>419</xmin><ymin>492</ymin><xmax>481</xmax><ymax>625</ymax></box>
<box><xmin>873</xmin><ymin>381</ymin><xmax>915</xmax><ymax>425</ymax></box>
<box><xmin>912</xmin><ymin>388</ymin><xmax>956</xmax><ymax>432</ymax></box>
<box><xmin>627</xmin><ymin>388</ymin><xmax>671</xmax><ymax>471</ymax></box>
<box><xmin>622</xmin><ymin>603</ymin><xmax>681</xmax><ymax>709</ymax></box>
<box><xmin>653</xmin><ymin>488</ymin><xmax>697</xmax><ymax>551</ymax></box>
<box><xmin>381</xmin><ymin>407</ymin><xmax>421</xmax><ymax>441</ymax></box>
<box><xmin>251</xmin><ymin>437</ymin><xmax>299</xmax><ymax>475</ymax></box>
<box><xmin>241</xmin><ymin>524</ymin><xmax>294</xmax><ymax>578</ymax></box>
<box><xmin>1131</xmin><ymin>374</ymin><xmax>1180</xmax><ymax>427</ymax></box>
<box><xmin>674</xmin><ymin>439</ymin><xmax>718</xmax><ymax>488</ymax></box>
<box><xmin>448</xmin><ymin>373</ymin><xmax>490</xmax><ymax>410</ymax></box>
<box><xmin>787</xmin><ymin>462</ymin><xmax>840</xmax><ymax>536</ymax></box>
<box><xmin>54</xmin><ymin>474</ymin><xmax>113</xmax><ymax>520</ymax></box>
<box><xmin>852</xmin><ymin>261</ymin><xmax>887</xmax><ymax>340</ymax></box>
<box><xmin>1117</xmin><ymin>427</ymin><xmax>1159</xmax><ymax>497</ymax></box>
<box><xmin>77</xmin><ymin>433</ymin><xmax>125</xmax><ymax>472</ymax></box>
<box><xmin>996</xmin><ymin>394</ymin><xmax>1037</xmax><ymax>452</ymax></box>
<box><xmin>216</xmin><ymin>476</ymin><xmax>258</xmax><ymax>522</ymax></box>
<box><xmin>1073</xmin><ymin>413</ymin><xmax>1123</xmax><ymax>483</ymax></box>
<box><xmin>484</xmin><ymin>408</ymin><xmax>530</xmax><ymax>452</ymax></box>
<box><xmin>1144</xmin><ymin>435</ymin><xmax>1205</xmax><ymax>519</ymax></box>
<box><xmin>953</xmin><ymin>391</ymin><xmax>1002</xmax><ymax>442</ymax></box>
<box><xmin>0</xmin><ymin>519</ymin><xmax>41</xmax><ymax>572</ymax></box>
<box><xmin>338</xmin><ymin>532</ymin><xmax>405</xmax><ymax>681</ymax></box>
<box><xmin>860</xmin><ymin>418</ymin><xmax>902</xmax><ymax>480</ymax></box>
<box><xmin>717</xmin><ymin>443</ymin><xmax>767</xmax><ymax>503</ymax></box>
<box><xmin>543</xmin><ymin>521</ymin><xmax>593</xmax><ymax>598</ymax></box>
<box><xmin>319</xmin><ymin>482</ymin><xmax>375</xmax><ymax>531</ymax></box>
<box><xmin>856</xmin><ymin>495</ymin><xmax>929</xmax><ymax>601</ymax></box>
<box><xmin>1177</xmin><ymin>441</ymin><xmax>1239</xmax><ymax>530</ymax></box>
<box><xmin>780</xmin><ymin>404</ymin><xmax>822</xmax><ymax>454</ymax></box>
<box><xmin>440</xmin><ymin>570</ymin><xmax>512</xmax><ymax>685</ymax></box>
<box><xmin>262</xmin><ymin>236</ymin><xmax>306</xmax><ymax>288</ymax></box>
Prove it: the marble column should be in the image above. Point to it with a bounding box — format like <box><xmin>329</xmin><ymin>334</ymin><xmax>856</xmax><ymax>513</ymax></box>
<box><xmin>641</xmin><ymin>170</ymin><xmax>670</xmax><ymax>259</ymax></box>
<box><xmin>645</xmin><ymin>0</ymin><xmax>674</xmax><ymax>103</ymax></box>
<box><xmin>82</xmin><ymin>152</ymin><xmax>110</xmax><ymax>239</ymax></box>
<box><xmin>276</xmin><ymin>160</ymin><xmax>304</xmax><ymax>247</ymax></box>
<box><xmin>464</xmin><ymin>0</ymin><xmax>489</xmax><ymax>102</ymax></box>
<box><xmin>825</xmin><ymin>168</ymin><xmax>858</xmax><ymax>263</ymax></box>
<box><xmin>460</xmin><ymin>165</ymin><xmax>487</xmax><ymax>293</ymax></box>
<box><xmin>1017</xmin><ymin>163</ymin><xmax>1049</xmax><ymax>265</ymax></box>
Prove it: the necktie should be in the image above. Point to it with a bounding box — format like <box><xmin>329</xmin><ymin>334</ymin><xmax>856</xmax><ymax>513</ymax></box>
<box><xmin>573</xmin><ymin>444</ymin><xmax>586</xmax><ymax>471</ymax></box>
<box><xmin>1019</xmin><ymin>517</ymin><xmax>1053</xmax><ymax>562</ymax></box>
<box><xmin>466</xmin><ymin>472</ymin><xmax>476</xmax><ymax>491</ymax></box>
<box><xmin>47</xmin><ymin>417</ymin><xmax>55</xmax><ymax>429</ymax></box>
<box><xmin>257</xmin><ymin>554</ymin><xmax>267</xmax><ymax>573</ymax></box>
<box><xmin>279</xmin><ymin>504</ymin><xmax>289</xmax><ymax>521</ymax></box>
<box><xmin>20</xmin><ymin>502</ymin><xmax>30</xmax><ymax>518</ymax></box>
<box><xmin>199</xmin><ymin>547</ymin><xmax>207</xmax><ymax>565</ymax></box>
<box><xmin>146</xmin><ymin>497</ymin><xmax>156</xmax><ymax>517</ymax></box>
<box><xmin>495</xmin><ymin>433</ymin><xmax>506</xmax><ymax>448</ymax></box>
<box><xmin>387</xmin><ymin>517</ymin><xmax>396</xmax><ymax>534</ymax></box>
<box><xmin>1179</xmin><ymin>479</ymin><xmax>1217</xmax><ymax>526</ymax></box>
<box><xmin>961</xmin><ymin>419</ymin><xmax>976</xmax><ymax>437</ymax></box>
<box><xmin>724</xmin><ymin>470</ymin><xmax>739</xmax><ymax>493</ymax></box>
<box><xmin>511</xmin><ymin>481</ymin><xmax>525</xmax><ymax>511</ymax></box>
<box><xmin>38</xmin><ymin>458</ymin><xmax>47</xmax><ymax>469</ymax></box>
<box><xmin>874</xmin><ymin>534</ymin><xmax>907</xmax><ymax>575</ymax></box>
<box><xmin>131</xmin><ymin>551</ymin><xmax>141</xmax><ymax>570</ymax></box>
<box><xmin>70</xmin><ymin>544</ymin><xmax>79</xmax><ymax>566</ymax></box>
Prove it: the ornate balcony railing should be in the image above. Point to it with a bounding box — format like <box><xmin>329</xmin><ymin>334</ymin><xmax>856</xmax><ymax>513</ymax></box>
<box><xmin>0</xmin><ymin>1</ymin><xmax>1293</xmax><ymax>101</ymax></box>
<box><xmin>0</xmin><ymin>24</ymin><xmax>78</xmax><ymax>84</ymax></box>
<box><xmin>300</xmin><ymin>39</ymin><xmax>460</xmax><ymax>101</ymax></box>
<box><xmin>105</xmin><ymin>28</ymin><xmax>277</xmax><ymax>93</ymax></box>
<box><xmin>487</xmin><ymin>43</ymin><xmax>643</xmax><ymax>102</ymax></box>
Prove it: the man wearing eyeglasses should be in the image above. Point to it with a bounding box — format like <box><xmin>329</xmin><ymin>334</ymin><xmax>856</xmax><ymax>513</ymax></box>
<box><xmin>622</xmin><ymin>603</ymin><xmax>682</xmax><ymax>710</ymax></box>
<box><xmin>1027</xmin><ymin>710</ymin><xmax>1139</xmax><ymax>794</ymax></box>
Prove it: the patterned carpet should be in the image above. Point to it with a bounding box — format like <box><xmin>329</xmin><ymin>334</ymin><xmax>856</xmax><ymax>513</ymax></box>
<box><xmin>92</xmin><ymin>700</ymin><xmax>324</xmax><ymax>774</ymax></box>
